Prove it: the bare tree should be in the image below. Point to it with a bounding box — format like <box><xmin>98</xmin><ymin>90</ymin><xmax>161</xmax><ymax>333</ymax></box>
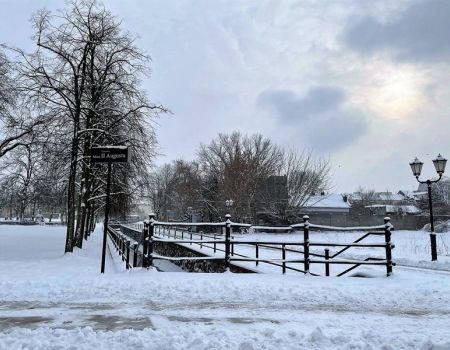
<box><xmin>0</xmin><ymin>50</ymin><xmax>46</xmax><ymax>158</ymax></box>
<box><xmin>281</xmin><ymin>148</ymin><xmax>332</xmax><ymax>220</ymax></box>
<box><xmin>198</xmin><ymin>132</ymin><xmax>283</xmax><ymax>221</ymax></box>
<box><xmin>14</xmin><ymin>0</ymin><xmax>166</xmax><ymax>252</ymax></box>
<box><xmin>350</xmin><ymin>186</ymin><xmax>377</xmax><ymax>214</ymax></box>
<box><xmin>153</xmin><ymin>133</ymin><xmax>332</xmax><ymax>224</ymax></box>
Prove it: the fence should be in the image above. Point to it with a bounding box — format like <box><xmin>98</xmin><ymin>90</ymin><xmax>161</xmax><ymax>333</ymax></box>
<box><xmin>109</xmin><ymin>214</ymin><xmax>395</xmax><ymax>277</ymax></box>
<box><xmin>108</xmin><ymin>227</ymin><xmax>144</xmax><ymax>269</ymax></box>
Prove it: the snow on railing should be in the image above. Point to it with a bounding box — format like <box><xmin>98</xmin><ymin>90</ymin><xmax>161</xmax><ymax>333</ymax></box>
<box><xmin>308</xmin><ymin>223</ymin><xmax>386</xmax><ymax>231</ymax></box>
<box><xmin>111</xmin><ymin>215</ymin><xmax>395</xmax><ymax>277</ymax></box>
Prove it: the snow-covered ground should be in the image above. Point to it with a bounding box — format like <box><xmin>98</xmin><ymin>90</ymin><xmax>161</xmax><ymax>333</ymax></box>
<box><xmin>1</xmin><ymin>225</ymin><xmax>450</xmax><ymax>349</ymax></box>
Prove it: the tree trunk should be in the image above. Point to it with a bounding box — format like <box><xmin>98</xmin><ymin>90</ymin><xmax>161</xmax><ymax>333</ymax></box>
<box><xmin>64</xmin><ymin>120</ymin><xmax>80</xmax><ymax>253</ymax></box>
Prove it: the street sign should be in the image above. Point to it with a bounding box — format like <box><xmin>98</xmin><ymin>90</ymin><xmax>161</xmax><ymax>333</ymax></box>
<box><xmin>90</xmin><ymin>146</ymin><xmax>129</xmax><ymax>273</ymax></box>
<box><xmin>91</xmin><ymin>146</ymin><xmax>128</xmax><ymax>163</ymax></box>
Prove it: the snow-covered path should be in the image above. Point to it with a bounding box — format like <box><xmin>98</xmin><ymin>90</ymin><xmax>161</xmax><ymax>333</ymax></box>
<box><xmin>1</xmin><ymin>225</ymin><xmax>450</xmax><ymax>349</ymax></box>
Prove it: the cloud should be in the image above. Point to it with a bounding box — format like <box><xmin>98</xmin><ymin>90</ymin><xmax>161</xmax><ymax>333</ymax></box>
<box><xmin>257</xmin><ymin>87</ymin><xmax>368</xmax><ymax>151</ymax></box>
<box><xmin>257</xmin><ymin>87</ymin><xmax>344</xmax><ymax>122</ymax></box>
<box><xmin>343</xmin><ymin>0</ymin><xmax>450</xmax><ymax>63</ymax></box>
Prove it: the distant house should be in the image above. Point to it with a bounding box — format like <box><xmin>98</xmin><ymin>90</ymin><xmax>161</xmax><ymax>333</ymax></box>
<box><xmin>397</xmin><ymin>190</ymin><xmax>427</xmax><ymax>202</ymax></box>
<box><xmin>302</xmin><ymin>193</ymin><xmax>351</xmax><ymax>214</ymax></box>
<box><xmin>348</xmin><ymin>191</ymin><xmax>411</xmax><ymax>206</ymax></box>
<box><xmin>376</xmin><ymin>192</ymin><xmax>405</xmax><ymax>203</ymax></box>
<box><xmin>364</xmin><ymin>204</ymin><xmax>422</xmax><ymax>216</ymax></box>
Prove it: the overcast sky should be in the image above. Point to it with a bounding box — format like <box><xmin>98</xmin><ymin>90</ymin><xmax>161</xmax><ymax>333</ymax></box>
<box><xmin>1</xmin><ymin>0</ymin><xmax>449</xmax><ymax>192</ymax></box>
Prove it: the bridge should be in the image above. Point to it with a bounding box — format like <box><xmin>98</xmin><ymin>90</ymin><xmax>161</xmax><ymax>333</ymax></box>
<box><xmin>107</xmin><ymin>214</ymin><xmax>395</xmax><ymax>277</ymax></box>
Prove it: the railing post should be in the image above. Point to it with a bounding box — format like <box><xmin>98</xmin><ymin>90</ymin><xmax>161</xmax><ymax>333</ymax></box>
<box><xmin>121</xmin><ymin>237</ymin><xmax>125</xmax><ymax>261</ymax></box>
<box><xmin>214</xmin><ymin>233</ymin><xmax>217</xmax><ymax>253</ymax></box>
<box><xmin>148</xmin><ymin>213</ymin><xmax>155</xmax><ymax>269</ymax></box>
<box><xmin>200</xmin><ymin>231</ymin><xmax>203</xmax><ymax>249</ymax></box>
<box><xmin>325</xmin><ymin>248</ymin><xmax>330</xmax><ymax>277</ymax></box>
<box><xmin>224</xmin><ymin>214</ymin><xmax>231</xmax><ymax>272</ymax></box>
<box><xmin>126</xmin><ymin>240</ymin><xmax>130</xmax><ymax>269</ymax></box>
<box><xmin>256</xmin><ymin>244</ymin><xmax>259</xmax><ymax>266</ymax></box>
<box><xmin>282</xmin><ymin>244</ymin><xmax>286</xmax><ymax>274</ymax></box>
<box><xmin>384</xmin><ymin>217</ymin><xmax>393</xmax><ymax>277</ymax></box>
<box><xmin>231</xmin><ymin>236</ymin><xmax>234</xmax><ymax>256</ymax></box>
<box><xmin>190</xmin><ymin>232</ymin><xmax>193</xmax><ymax>245</ymax></box>
<box><xmin>133</xmin><ymin>242</ymin><xmax>138</xmax><ymax>267</ymax></box>
<box><xmin>142</xmin><ymin>222</ymin><xmax>149</xmax><ymax>268</ymax></box>
<box><xmin>303</xmin><ymin>215</ymin><xmax>310</xmax><ymax>274</ymax></box>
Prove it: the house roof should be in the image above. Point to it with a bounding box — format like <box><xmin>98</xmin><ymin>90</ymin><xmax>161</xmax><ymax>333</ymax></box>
<box><xmin>349</xmin><ymin>191</ymin><xmax>405</xmax><ymax>202</ymax></box>
<box><xmin>304</xmin><ymin>194</ymin><xmax>350</xmax><ymax>209</ymax></box>
<box><xmin>398</xmin><ymin>190</ymin><xmax>427</xmax><ymax>199</ymax></box>
<box><xmin>365</xmin><ymin>204</ymin><xmax>421</xmax><ymax>214</ymax></box>
<box><xmin>377</xmin><ymin>192</ymin><xmax>404</xmax><ymax>201</ymax></box>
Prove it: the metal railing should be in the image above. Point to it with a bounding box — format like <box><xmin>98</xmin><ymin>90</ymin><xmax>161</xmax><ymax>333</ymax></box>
<box><xmin>108</xmin><ymin>227</ymin><xmax>144</xmax><ymax>269</ymax></box>
<box><xmin>112</xmin><ymin>214</ymin><xmax>395</xmax><ymax>277</ymax></box>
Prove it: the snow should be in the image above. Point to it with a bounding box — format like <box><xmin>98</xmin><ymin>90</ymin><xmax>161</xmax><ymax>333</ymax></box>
<box><xmin>365</xmin><ymin>204</ymin><xmax>422</xmax><ymax>214</ymax></box>
<box><xmin>1</xmin><ymin>225</ymin><xmax>450</xmax><ymax>349</ymax></box>
<box><xmin>304</xmin><ymin>193</ymin><xmax>350</xmax><ymax>209</ymax></box>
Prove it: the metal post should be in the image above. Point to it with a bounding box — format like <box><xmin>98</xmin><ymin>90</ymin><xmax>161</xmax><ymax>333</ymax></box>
<box><xmin>384</xmin><ymin>217</ymin><xmax>393</xmax><ymax>276</ymax></box>
<box><xmin>200</xmin><ymin>231</ymin><xmax>203</xmax><ymax>249</ymax></box>
<box><xmin>100</xmin><ymin>162</ymin><xmax>112</xmax><ymax>274</ymax></box>
<box><xmin>256</xmin><ymin>244</ymin><xmax>259</xmax><ymax>266</ymax></box>
<box><xmin>427</xmin><ymin>181</ymin><xmax>438</xmax><ymax>261</ymax></box>
<box><xmin>126</xmin><ymin>240</ymin><xmax>130</xmax><ymax>269</ymax></box>
<box><xmin>133</xmin><ymin>242</ymin><xmax>138</xmax><ymax>267</ymax></box>
<box><xmin>282</xmin><ymin>244</ymin><xmax>286</xmax><ymax>274</ymax></box>
<box><xmin>231</xmin><ymin>236</ymin><xmax>234</xmax><ymax>256</ymax></box>
<box><xmin>324</xmin><ymin>248</ymin><xmax>330</xmax><ymax>277</ymax></box>
<box><xmin>142</xmin><ymin>222</ymin><xmax>148</xmax><ymax>268</ymax></box>
<box><xmin>224</xmin><ymin>214</ymin><xmax>231</xmax><ymax>271</ymax></box>
<box><xmin>190</xmin><ymin>232</ymin><xmax>193</xmax><ymax>245</ymax></box>
<box><xmin>148</xmin><ymin>213</ymin><xmax>155</xmax><ymax>268</ymax></box>
<box><xmin>303</xmin><ymin>215</ymin><xmax>310</xmax><ymax>274</ymax></box>
<box><xmin>214</xmin><ymin>234</ymin><xmax>217</xmax><ymax>253</ymax></box>
<box><xmin>121</xmin><ymin>237</ymin><xmax>125</xmax><ymax>261</ymax></box>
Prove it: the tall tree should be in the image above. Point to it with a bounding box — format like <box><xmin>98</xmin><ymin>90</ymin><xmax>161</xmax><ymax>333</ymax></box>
<box><xmin>17</xmin><ymin>0</ymin><xmax>165</xmax><ymax>252</ymax></box>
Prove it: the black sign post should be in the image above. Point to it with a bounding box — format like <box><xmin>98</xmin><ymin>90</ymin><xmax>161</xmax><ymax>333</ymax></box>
<box><xmin>91</xmin><ymin>146</ymin><xmax>129</xmax><ymax>273</ymax></box>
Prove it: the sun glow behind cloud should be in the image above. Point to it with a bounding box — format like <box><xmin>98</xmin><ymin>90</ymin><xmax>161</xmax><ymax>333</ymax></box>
<box><xmin>363</xmin><ymin>62</ymin><xmax>428</xmax><ymax>120</ymax></box>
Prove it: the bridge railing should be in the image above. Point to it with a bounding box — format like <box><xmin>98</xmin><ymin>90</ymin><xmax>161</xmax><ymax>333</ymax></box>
<box><xmin>108</xmin><ymin>226</ymin><xmax>144</xmax><ymax>268</ymax></box>
<box><xmin>112</xmin><ymin>214</ymin><xmax>394</xmax><ymax>276</ymax></box>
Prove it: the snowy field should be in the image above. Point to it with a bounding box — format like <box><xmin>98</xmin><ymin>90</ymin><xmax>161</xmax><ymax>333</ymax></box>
<box><xmin>1</xmin><ymin>225</ymin><xmax>450</xmax><ymax>349</ymax></box>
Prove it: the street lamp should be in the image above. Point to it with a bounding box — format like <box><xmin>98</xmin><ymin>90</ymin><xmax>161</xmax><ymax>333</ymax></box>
<box><xmin>409</xmin><ymin>154</ymin><xmax>447</xmax><ymax>261</ymax></box>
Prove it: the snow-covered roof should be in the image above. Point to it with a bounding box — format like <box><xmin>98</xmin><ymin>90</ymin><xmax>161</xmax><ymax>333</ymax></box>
<box><xmin>349</xmin><ymin>191</ymin><xmax>405</xmax><ymax>202</ymax></box>
<box><xmin>304</xmin><ymin>194</ymin><xmax>350</xmax><ymax>209</ymax></box>
<box><xmin>398</xmin><ymin>190</ymin><xmax>427</xmax><ymax>200</ymax></box>
<box><xmin>365</xmin><ymin>204</ymin><xmax>421</xmax><ymax>214</ymax></box>
<box><xmin>377</xmin><ymin>192</ymin><xmax>405</xmax><ymax>201</ymax></box>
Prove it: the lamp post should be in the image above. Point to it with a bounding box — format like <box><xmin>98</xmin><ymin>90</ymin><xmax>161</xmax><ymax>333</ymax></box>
<box><xmin>409</xmin><ymin>154</ymin><xmax>447</xmax><ymax>261</ymax></box>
